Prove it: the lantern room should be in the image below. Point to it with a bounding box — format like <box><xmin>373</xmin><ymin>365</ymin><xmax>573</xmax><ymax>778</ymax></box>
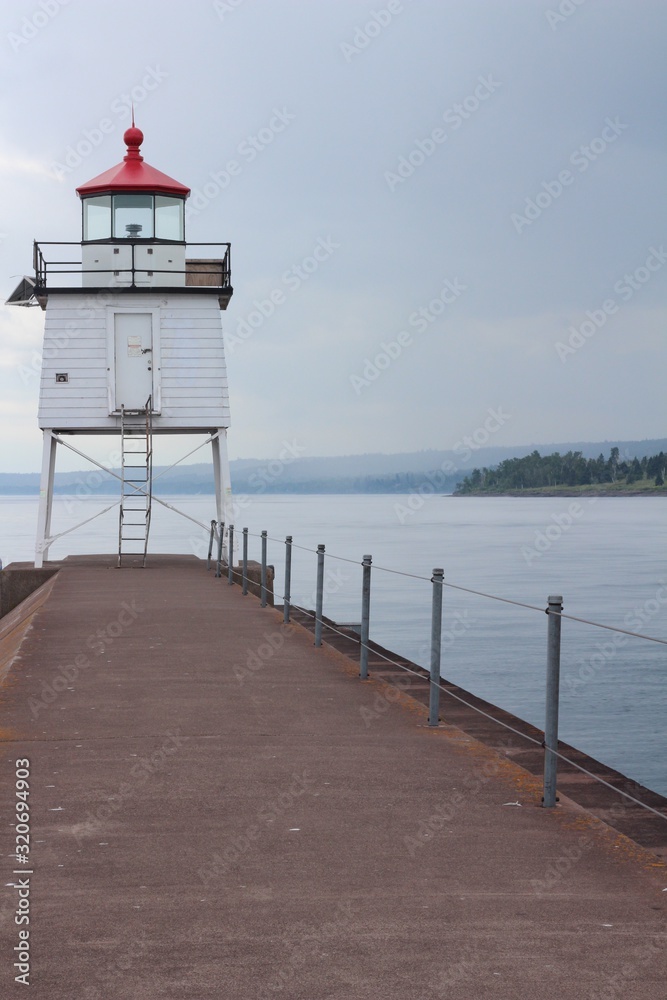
<box><xmin>76</xmin><ymin>125</ymin><xmax>190</xmax><ymax>288</ymax></box>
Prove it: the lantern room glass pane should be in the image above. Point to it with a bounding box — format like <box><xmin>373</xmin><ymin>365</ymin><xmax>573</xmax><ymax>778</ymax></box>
<box><xmin>83</xmin><ymin>196</ymin><xmax>111</xmax><ymax>240</ymax></box>
<box><xmin>155</xmin><ymin>196</ymin><xmax>184</xmax><ymax>240</ymax></box>
<box><xmin>113</xmin><ymin>194</ymin><xmax>154</xmax><ymax>238</ymax></box>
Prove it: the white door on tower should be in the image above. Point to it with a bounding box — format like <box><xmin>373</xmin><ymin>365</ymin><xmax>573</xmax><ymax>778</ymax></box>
<box><xmin>114</xmin><ymin>313</ymin><xmax>153</xmax><ymax>410</ymax></box>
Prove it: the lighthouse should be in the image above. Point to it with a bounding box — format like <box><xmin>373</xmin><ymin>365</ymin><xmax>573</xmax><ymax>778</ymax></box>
<box><xmin>8</xmin><ymin>123</ymin><xmax>234</xmax><ymax>567</ymax></box>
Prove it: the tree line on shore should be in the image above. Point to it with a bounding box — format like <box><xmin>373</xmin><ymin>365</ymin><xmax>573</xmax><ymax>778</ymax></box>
<box><xmin>454</xmin><ymin>448</ymin><xmax>667</xmax><ymax>493</ymax></box>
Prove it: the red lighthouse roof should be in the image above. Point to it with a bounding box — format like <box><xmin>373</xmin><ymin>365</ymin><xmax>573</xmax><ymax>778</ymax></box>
<box><xmin>76</xmin><ymin>126</ymin><xmax>190</xmax><ymax>198</ymax></box>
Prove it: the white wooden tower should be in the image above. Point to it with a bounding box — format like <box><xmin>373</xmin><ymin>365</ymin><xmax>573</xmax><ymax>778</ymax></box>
<box><xmin>9</xmin><ymin>123</ymin><xmax>234</xmax><ymax>567</ymax></box>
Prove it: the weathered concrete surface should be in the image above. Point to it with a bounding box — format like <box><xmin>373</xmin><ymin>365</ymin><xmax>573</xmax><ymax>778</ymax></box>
<box><xmin>0</xmin><ymin>554</ymin><xmax>666</xmax><ymax>999</ymax></box>
<box><xmin>287</xmin><ymin>608</ymin><xmax>667</xmax><ymax>857</ymax></box>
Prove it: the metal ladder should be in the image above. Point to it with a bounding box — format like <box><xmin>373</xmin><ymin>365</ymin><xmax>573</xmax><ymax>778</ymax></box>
<box><xmin>118</xmin><ymin>397</ymin><xmax>153</xmax><ymax>567</ymax></box>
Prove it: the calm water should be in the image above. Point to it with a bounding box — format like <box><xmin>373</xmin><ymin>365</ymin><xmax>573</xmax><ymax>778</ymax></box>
<box><xmin>2</xmin><ymin>493</ymin><xmax>666</xmax><ymax>796</ymax></box>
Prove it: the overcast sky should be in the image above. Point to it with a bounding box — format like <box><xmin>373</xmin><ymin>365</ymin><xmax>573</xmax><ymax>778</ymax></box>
<box><xmin>1</xmin><ymin>0</ymin><xmax>666</xmax><ymax>472</ymax></box>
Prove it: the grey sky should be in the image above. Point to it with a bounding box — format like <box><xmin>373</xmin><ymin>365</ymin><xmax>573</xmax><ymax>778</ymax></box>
<box><xmin>1</xmin><ymin>0</ymin><xmax>666</xmax><ymax>472</ymax></box>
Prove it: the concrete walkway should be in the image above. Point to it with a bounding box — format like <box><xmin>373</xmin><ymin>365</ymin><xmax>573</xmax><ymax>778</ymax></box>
<box><xmin>1</xmin><ymin>555</ymin><xmax>666</xmax><ymax>999</ymax></box>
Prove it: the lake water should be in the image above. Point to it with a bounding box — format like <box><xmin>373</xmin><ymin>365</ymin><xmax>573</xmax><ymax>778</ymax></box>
<box><xmin>1</xmin><ymin>493</ymin><xmax>666</xmax><ymax>797</ymax></box>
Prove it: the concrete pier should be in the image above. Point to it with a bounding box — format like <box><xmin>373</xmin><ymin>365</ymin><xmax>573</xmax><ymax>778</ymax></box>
<box><xmin>1</xmin><ymin>555</ymin><xmax>666</xmax><ymax>998</ymax></box>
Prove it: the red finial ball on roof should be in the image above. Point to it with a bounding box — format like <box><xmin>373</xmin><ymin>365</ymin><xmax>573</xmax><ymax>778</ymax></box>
<box><xmin>77</xmin><ymin>122</ymin><xmax>190</xmax><ymax>197</ymax></box>
<box><xmin>123</xmin><ymin>126</ymin><xmax>144</xmax><ymax>161</ymax></box>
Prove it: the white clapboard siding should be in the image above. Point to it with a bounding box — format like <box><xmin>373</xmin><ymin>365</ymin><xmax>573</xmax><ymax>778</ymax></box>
<box><xmin>41</xmin><ymin>386</ymin><xmax>107</xmax><ymax>399</ymax></box>
<box><xmin>40</xmin><ymin>363</ymin><xmax>107</xmax><ymax>375</ymax></box>
<box><xmin>41</xmin><ymin>332</ymin><xmax>105</xmax><ymax>345</ymax></box>
<box><xmin>159</xmin><ymin>385</ymin><xmax>226</xmax><ymax>395</ymax></box>
<box><xmin>41</xmin><ymin>321</ymin><xmax>107</xmax><ymax>332</ymax></box>
<box><xmin>43</xmin><ymin>349</ymin><xmax>108</xmax><ymax>361</ymax></box>
<box><xmin>39</xmin><ymin>292</ymin><xmax>230</xmax><ymax>431</ymax></box>
<box><xmin>161</xmin><ymin>365</ymin><xmax>227</xmax><ymax>373</ymax></box>
<box><xmin>161</xmin><ymin>319</ymin><xmax>222</xmax><ymax>329</ymax></box>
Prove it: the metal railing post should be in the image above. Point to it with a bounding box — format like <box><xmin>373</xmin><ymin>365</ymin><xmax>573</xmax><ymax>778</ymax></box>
<box><xmin>227</xmin><ymin>524</ymin><xmax>234</xmax><ymax>585</ymax></box>
<box><xmin>428</xmin><ymin>568</ymin><xmax>444</xmax><ymax>726</ymax></box>
<box><xmin>283</xmin><ymin>536</ymin><xmax>292</xmax><ymax>624</ymax></box>
<box><xmin>543</xmin><ymin>594</ymin><xmax>563</xmax><ymax>808</ymax></box>
<box><xmin>207</xmin><ymin>519</ymin><xmax>216</xmax><ymax>571</ymax></box>
<box><xmin>315</xmin><ymin>544</ymin><xmax>325</xmax><ymax>647</ymax></box>
<box><xmin>261</xmin><ymin>531</ymin><xmax>268</xmax><ymax>607</ymax></box>
<box><xmin>360</xmin><ymin>554</ymin><xmax>372</xmax><ymax>679</ymax></box>
<box><xmin>215</xmin><ymin>521</ymin><xmax>224</xmax><ymax>578</ymax></box>
<box><xmin>242</xmin><ymin>528</ymin><xmax>248</xmax><ymax>595</ymax></box>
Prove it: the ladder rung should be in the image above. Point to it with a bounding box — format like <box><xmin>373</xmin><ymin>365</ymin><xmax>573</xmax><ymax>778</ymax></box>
<box><xmin>119</xmin><ymin>402</ymin><xmax>152</xmax><ymax>561</ymax></box>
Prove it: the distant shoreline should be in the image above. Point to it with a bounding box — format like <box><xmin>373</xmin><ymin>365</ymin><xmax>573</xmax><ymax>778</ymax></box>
<box><xmin>0</xmin><ymin>487</ymin><xmax>665</xmax><ymax>499</ymax></box>
<box><xmin>452</xmin><ymin>487</ymin><xmax>667</xmax><ymax>498</ymax></box>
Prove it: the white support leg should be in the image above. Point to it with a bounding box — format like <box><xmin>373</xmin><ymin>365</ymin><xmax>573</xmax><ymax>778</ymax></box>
<box><xmin>35</xmin><ymin>431</ymin><xmax>57</xmax><ymax>568</ymax></box>
<box><xmin>211</xmin><ymin>429</ymin><xmax>233</xmax><ymax>564</ymax></box>
<box><xmin>211</xmin><ymin>432</ymin><xmax>223</xmax><ymax>528</ymax></box>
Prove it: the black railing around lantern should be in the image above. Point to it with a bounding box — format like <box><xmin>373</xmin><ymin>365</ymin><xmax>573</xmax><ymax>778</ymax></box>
<box><xmin>32</xmin><ymin>241</ymin><xmax>232</xmax><ymax>298</ymax></box>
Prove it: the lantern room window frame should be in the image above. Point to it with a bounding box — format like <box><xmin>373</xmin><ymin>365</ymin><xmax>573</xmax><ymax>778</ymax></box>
<box><xmin>82</xmin><ymin>192</ymin><xmax>186</xmax><ymax>243</ymax></box>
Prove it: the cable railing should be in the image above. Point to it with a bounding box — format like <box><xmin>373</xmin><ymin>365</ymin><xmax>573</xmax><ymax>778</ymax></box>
<box><xmin>206</xmin><ymin>521</ymin><xmax>667</xmax><ymax>822</ymax></box>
